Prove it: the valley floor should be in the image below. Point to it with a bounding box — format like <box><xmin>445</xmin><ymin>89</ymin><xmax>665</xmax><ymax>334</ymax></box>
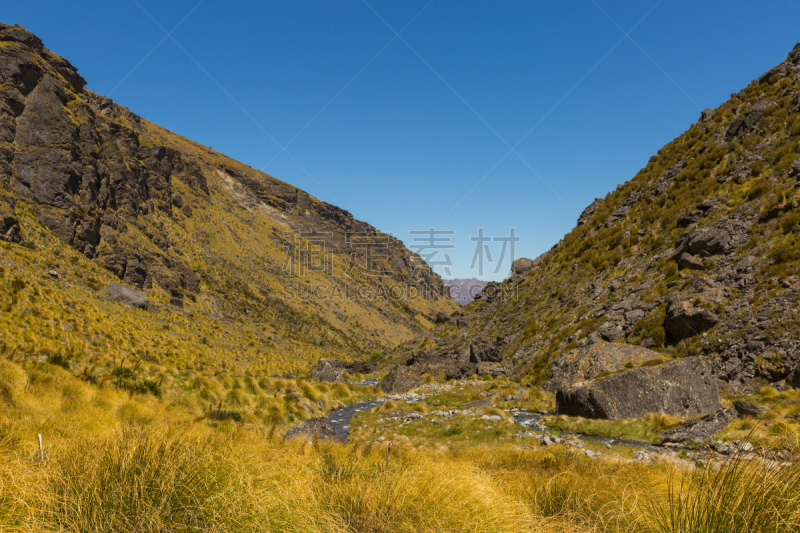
<box><xmin>1</xmin><ymin>354</ymin><xmax>799</xmax><ymax>533</ymax></box>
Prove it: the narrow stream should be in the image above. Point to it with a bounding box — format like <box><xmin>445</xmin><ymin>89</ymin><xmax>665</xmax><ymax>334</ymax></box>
<box><xmin>514</xmin><ymin>410</ymin><xmax>659</xmax><ymax>451</ymax></box>
<box><xmin>325</xmin><ymin>400</ymin><xmax>384</xmax><ymax>440</ymax></box>
<box><xmin>325</xmin><ymin>400</ymin><xmax>658</xmax><ymax>450</ymax></box>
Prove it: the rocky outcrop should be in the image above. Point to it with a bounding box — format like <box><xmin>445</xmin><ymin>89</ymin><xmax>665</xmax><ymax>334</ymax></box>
<box><xmin>546</xmin><ymin>342</ymin><xmax>665</xmax><ymax>392</ymax></box>
<box><xmin>469</xmin><ymin>336</ymin><xmax>502</xmax><ymax>363</ymax></box>
<box><xmin>309</xmin><ymin>358</ymin><xmax>377</xmax><ymax>383</ymax></box>
<box><xmin>786</xmin><ymin>365</ymin><xmax>800</xmax><ymax>389</ymax></box>
<box><xmin>0</xmin><ymin>195</ymin><xmax>19</xmax><ymax>243</ymax></box>
<box><xmin>509</xmin><ymin>258</ymin><xmax>534</xmax><ymax>284</ymax></box>
<box><xmin>660</xmin><ymin>408</ymin><xmax>738</xmax><ymax>444</ymax></box>
<box><xmin>104</xmin><ymin>282</ymin><xmax>148</xmax><ymax>309</ymax></box>
<box><xmin>665</xmin><ymin>293</ymin><xmax>719</xmax><ymax>343</ymax></box>
<box><xmin>283</xmin><ymin>417</ymin><xmax>343</xmax><ymax>443</ymax></box>
<box><xmin>555</xmin><ymin>357</ymin><xmax>720</xmax><ymax>420</ymax></box>
<box><xmin>670</xmin><ymin>225</ymin><xmax>730</xmax><ymax>261</ymax></box>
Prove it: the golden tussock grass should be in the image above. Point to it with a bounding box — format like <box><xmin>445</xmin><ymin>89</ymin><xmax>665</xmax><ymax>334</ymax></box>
<box><xmin>2</xmin><ymin>357</ymin><xmax>800</xmax><ymax>532</ymax></box>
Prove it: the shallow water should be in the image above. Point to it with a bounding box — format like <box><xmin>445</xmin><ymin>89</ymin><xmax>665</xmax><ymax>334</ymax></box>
<box><xmin>325</xmin><ymin>401</ymin><xmax>659</xmax><ymax>451</ymax></box>
<box><xmin>325</xmin><ymin>400</ymin><xmax>384</xmax><ymax>441</ymax></box>
<box><xmin>514</xmin><ymin>410</ymin><xmax>659</xmax><ymax>451</ymax></box>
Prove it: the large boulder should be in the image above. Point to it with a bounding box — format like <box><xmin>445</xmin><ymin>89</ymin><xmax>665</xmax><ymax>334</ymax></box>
<box><xmin>659</xmin><ymin>408</ymin><xmax>738</xmax><ymax>444</ymax></box>
<box><xmin>104</xmin><ymin>282</ymin><xmax>148</xmax><ymax>309</ymax></box>
<box><xmin>469</xmin><ymin>336</ymin><xmax>502</xmax><ymax>363</ymax></box>
<box><xmin>555</xmin><ymin>356</ymin><xmax>720</xmax><ymax>420</ymax></box>
<box><xmin>509</xmin><ymin>257</ymin><xmax>533</xmax><ymax>284</ymax></box>
<box><xmin>309</xmin><ymin>359</ymin><xmax>378</xmax><ymax>383</ymax></box>
<box><xmin>546</xmin><ymin>342</ymin><xmax>665</xmax><ymax>392</ymax></box>
<box><xmin>665</xmin><ymin>293</ymin><xmax>719</xmax><ymax>343</ymax></box>
<box><xmin>309</xmin><ymin>359</ymin><xmax>347</xmax><ymax>383</ymax></box>
<box><xmin>379</xmin><ymin>364</ymin><xmax>424</xmax><ymax>394</ymax></box>
<box><xmin>671</xmin><ymin>226</ymin><xmax>730</xmax><ymax>261</ymax></box>
<box><xmin>733</xmin><ymin>400</ymin><xmax>769</xmax><ymax>417</ymax></box>
<box><xmin>284</xmin><ymin>417</ymin><xmax>343</xmax><ymax>443</ymax></box>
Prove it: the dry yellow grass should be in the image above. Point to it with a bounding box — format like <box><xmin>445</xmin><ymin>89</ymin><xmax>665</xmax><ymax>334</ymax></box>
<box><xmin>2</xmin><ymin>353</ymin><xmax>800</xmax><ymax>532</ymax></box>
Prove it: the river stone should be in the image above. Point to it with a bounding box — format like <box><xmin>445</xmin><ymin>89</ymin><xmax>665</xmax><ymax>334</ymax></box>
<box><xmin>104</xmin><ymin>282</ymin><xmax>148</xmax><ymax>309</ymax></box>
<box><xmin>546</xmin><ymin>342</ymin><xmax>666</xmax><ymax>392</ymax></box>
<box><xmin>555</xmin><ymin>356</ymin><xmax>719</xmax><ymax>420</ymax></box>
<box><xmin>659</xmin><ymin>408</ymin><xmax>738</xmax><ymax>444</ymax></box>
<box><xmin>284</xmin><ymin>417</ymin><xmax>343</xmax><ymax>443</ymax></box>
<box><xmin>733</xmin><ymin>400</ymin><xmax>769</xmax><ymax>417</ymax></box>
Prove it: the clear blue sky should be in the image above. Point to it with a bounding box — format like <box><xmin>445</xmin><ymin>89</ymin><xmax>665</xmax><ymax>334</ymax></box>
<box><xmin>6</xmin><ymin>1</ymin><xmax>800</xmax><ymax>280</ymax></box>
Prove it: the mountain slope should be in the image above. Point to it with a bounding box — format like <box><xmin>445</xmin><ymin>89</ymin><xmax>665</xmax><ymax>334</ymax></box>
<box><xmin>0</xmin><ymin>23</ymin><xmax>458</xmax><ymax>374</ymax></box>
<box><xmin>394</xmin><ymin>43</ymin><xmax>800</xmax><ymax>392</ymax></box>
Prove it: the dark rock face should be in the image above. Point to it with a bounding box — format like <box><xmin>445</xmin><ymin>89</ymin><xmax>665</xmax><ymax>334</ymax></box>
<box><xmin>577</xmin><ymin>199</ymin><xmax>601</xmax><ymax>226</ymax></box>
<box><xmin>677</xmin><ymin>210</ymin><xmax>703</xmax><ymax>228</ymax></box>
<box><xmin>104</xmin><ymin>282</ymin><xmax>148</xmax><ymax>309</ymax></box>
<box><xmin>789</xmin><ymin>157</ymin><xmax>800</xmax><ymax>178</ymax></box>
<box><xmin>677</xmin><ymin>253</ymin><xmax>705</xmax><ymax>271</ymax></box>
<box><xmin>733</xmin><ymin>400</ymin><xmax>769</xmax><ymax>417</ymax></box>
<box><xmin>469</xmin><ymin>336</ymin><xmax>502</xmax><ymax>363</ymax></box>
<box><xmin>283</xmin><ymin>417</ymin><xmax>343</xmax><ymax>443</ymax></box>
<box><xmin>725</xmin><ymin>100</ymin><xmax>775</xmax><ymax>140</ymax></box>
<box><xmin>0</xmin><ymin>24</ymin><xmax>202</xmax><ymax>298</ymax></box>
<box><xmin>787</xmin><ymin>365</ymin><xmax>800</xmax><ymax>389</ymax></box>
<box><xmin>546</xmin><ymin>342</ymin><xmax>665</xmax><ymax>392</ymax></box>
<box><xmin>0</xmin><ymin>194</ymin><xmax>20</xmax><ymax>242</ymax></box>
<box><xmin>671</xmin><ymin>225</ymin><xmax>730</xmax><ymax>261</ymax></box>
<box><xmin>660</xmin><ymin>408</ymin><xmax>738</xmax><ymax>444</ymax></box>
<box><xmin>555</xmin><ymin>357</ymin><xmax>720</xmax><ymax>420</ymax></box>
<box><xmin>665</xmin><ymin>293</ymin><xmax>719</xmax><ymax>343</ymax></box>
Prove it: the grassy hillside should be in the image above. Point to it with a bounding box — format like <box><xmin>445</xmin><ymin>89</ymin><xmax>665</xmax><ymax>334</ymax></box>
<box><xmin>0</xmin><ymin>22</ymin><xmax>458</xmax><ymax>379</ymax></box>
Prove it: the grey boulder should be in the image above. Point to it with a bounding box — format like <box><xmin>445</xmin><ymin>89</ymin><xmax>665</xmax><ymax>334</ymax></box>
<box><xmin>665</xmin><ymin>293</ymin><xmax>719</xmax><ymax>343</ymax></box>
<box><xmin>469</xmin><ymin>336</ymin><xmax>502</xmax><ymax>363</ymax></box>
<box><xmin>104</xmin><ymin>282</ymin><xmax>148</xmax><ymax>309</ymax></box>
<box><xmin>660</xmin><ymin>408</ymin><xmax>738</xmax><ymax>444</ymax></box>
<box><xmin>546</xmin><ymin>342</ymin><xmax>665</xmax><ymax>391</ymax></box>
<box><xmin>284</xmin><ymin>417</ymin><xmax>343</xmax><ymax>443</ymax></box>
<box><xmin>732</xmin><ymin>400</ymin><xmax>769</xmax><ymax>417</ymax></box>
<box><xmin>555</xmin><ymin>356</ymin><xmax>720</xmax><ymax>421</ymax></box>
